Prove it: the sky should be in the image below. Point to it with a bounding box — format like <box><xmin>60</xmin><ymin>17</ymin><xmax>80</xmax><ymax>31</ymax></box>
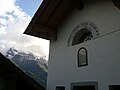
<box><xmin>0</xmin><ymin>0</ymin><xmax>50</xmax><ymax>60</ymax></box>
<box><xmin>16</xmin><ymin>0</ymin><xmax>42</xmax><ymax>17</ymax></box>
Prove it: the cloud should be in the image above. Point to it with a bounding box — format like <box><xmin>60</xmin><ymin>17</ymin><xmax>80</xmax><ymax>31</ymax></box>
<box><xmin>0</xmin><ymin>0</ymin><xmax>49</xmax><ymax>59</ymax></box>
<box><xmin>0</xmin><ymin>0</ymin><xmax>16</xmax><ymax>15</ymax></box>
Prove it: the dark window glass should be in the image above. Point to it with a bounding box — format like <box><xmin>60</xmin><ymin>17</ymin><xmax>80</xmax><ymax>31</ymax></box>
<box><xmin>72</xmin><ymin>29</ymin><xmax>93</xmax><ymax>46</ymax></box>
<box><xmin>112</xmin><ymin>0</ymin><xmax>120</xmax><ymax>9</ymax></box>
<box><xmin>71</xmin><ymin>82</ymin><xmax>98</xmax><ymax>90</ymax></box>
<box><xmin>109</xmin><ymin>85</ymin><xmax>120</xmax><ymax>90</ymax></box>
<box><xmin>56</xmin><ymin>86</ymin><xmax>65</xmax><ymax>90</ymax></box>
<box><xmin>79</xmin><ymin>32</ymin><xmax>93</xmax><ymax>43</ymax></box>
<box><xmin>73</xmin><ymin>86</ymin><xmax>95</xmax><ymax>90</ymax></box>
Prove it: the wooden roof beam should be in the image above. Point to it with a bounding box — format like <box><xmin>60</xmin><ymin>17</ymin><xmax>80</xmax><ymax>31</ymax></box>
<box><xmin>27</xmin><ymin>24</ymin><xmax>57</xmax><ymax>40</ymax></box>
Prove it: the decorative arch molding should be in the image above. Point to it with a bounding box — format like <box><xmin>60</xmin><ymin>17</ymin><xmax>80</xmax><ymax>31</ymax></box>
<box><xmin>67</xmin><ymin>21</ymin><xmax>99</xmax><ymax>46</ymax></box>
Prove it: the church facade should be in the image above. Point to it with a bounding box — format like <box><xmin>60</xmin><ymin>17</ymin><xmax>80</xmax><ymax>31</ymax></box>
<box><xmin>24</xmin><ymin>0</ymin><xmax>120</xmax><ymax>90</ymax></box>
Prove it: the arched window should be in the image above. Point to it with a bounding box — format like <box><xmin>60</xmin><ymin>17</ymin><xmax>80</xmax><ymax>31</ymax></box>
<box><xmin>112</xmin><ymin>0</ymin><xmax>120</xmax><ymax>9</ymax></box>
<box><xmin>78</xmin><ymin>47</ymin><xmax>88</xmax><ymax>67</ymax></box>
<box><xmin>67</xmin><ymin>21</ymin><xmax>99</xmax><ymax>46</ymax></box>
<box><xmin>72</xmin><ymin>28</ymin><xmax>93</xmax><ymax>46</ymax></box>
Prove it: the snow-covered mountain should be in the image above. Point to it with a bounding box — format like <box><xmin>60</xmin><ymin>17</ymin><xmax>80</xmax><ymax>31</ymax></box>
<box><xmin>6</xmin><ymin>47</ymin><xmax>48</xmax><ymax>88</ymax></box>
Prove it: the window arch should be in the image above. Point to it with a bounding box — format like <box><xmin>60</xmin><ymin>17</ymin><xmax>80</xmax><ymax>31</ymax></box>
<box><xmin>78</xmin><ymin>47</ymin><xmax>88</xmax><ymax>67</ymax></box>
<box><xmin>112</xmin><ymin>0</ymin><xmax>120</xmax><ymax>9</ymax></box>
<box><xmin>67</xmin><ymin>21</ymin><xmax>99</xmax><ymax>46</ymax></box>
<box><xmin>72</xmin><ymin>28</ymin><xmax>93</xmax><ymax>45</ymax></box>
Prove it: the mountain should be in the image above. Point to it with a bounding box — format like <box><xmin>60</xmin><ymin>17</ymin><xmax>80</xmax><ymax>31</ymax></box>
<box><xmin>6</xmin><ymin>47</ymin><xmax>48</xmax><ymax>88</ymax></box>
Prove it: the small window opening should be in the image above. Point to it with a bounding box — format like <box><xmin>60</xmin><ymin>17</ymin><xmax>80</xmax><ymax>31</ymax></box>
<box><xmin>71</xmin><ymin>82</ymin><xmax>98</xmax><ymax>90</ymax></box>
<box><xmin>72</xmin><ymin>28</ymin><xmax>93</xmax><ymax>46</ymax></box>
<box><xmin>78</xmin><ymin>47</ymin><xmax>88</xmax><ymax>67</ymax></box>
<box><xmin>109</xmin><ymin>85</ymin><xmax>120</xmax><ymax>90</ymax></box>
<box><xmin>73</xmin><ymin>85</ymin><xmax>95</xmax><ymax>90</ymax></box>
<box><xmin>56</xmin><ymin>86</ymin><xmax>65</xmax><ymax>90</ymax></box>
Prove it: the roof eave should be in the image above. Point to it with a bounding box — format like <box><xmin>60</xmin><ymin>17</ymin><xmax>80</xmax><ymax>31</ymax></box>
<box><xmin>24</xmin><ymin>0</ymin><xmax>83</xmax><ymax>40</ymax></box>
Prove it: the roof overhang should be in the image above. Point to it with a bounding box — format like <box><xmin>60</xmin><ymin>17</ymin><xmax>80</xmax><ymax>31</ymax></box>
<box><xmin>24</xmin><ymin>0</ymin><xmax>83</xmax><ymax>40</ymax></box>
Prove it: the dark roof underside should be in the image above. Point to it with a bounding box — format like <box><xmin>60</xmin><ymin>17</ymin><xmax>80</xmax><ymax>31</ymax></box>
<box><xmin>24</xmin><ymin>0</ymin><xmax>82</xmax><ymax>40</ymax></box>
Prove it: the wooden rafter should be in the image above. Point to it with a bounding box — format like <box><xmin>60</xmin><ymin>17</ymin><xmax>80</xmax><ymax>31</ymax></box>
<box><xmin>24</xmin><ymin>0</ymin><xmax>83</xmax><ymax>40</ymax></box>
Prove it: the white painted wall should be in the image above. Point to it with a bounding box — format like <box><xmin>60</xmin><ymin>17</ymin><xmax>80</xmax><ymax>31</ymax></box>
<box><xmin>47</xmin><ymin>0</ymin><xmax>120</xmax><ymax>90</ymax></box>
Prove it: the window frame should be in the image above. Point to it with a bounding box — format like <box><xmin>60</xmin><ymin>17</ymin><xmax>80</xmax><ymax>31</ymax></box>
<box><xmin>77</xmin><ymin>47</ymin><xmax>88</xmax><ymax>67</ymax></box>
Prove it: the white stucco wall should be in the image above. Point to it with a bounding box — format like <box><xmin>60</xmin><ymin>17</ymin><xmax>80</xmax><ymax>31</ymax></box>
<box><xmin>47</xmin><ymin>0</ymin><xmax>120</xmax><ymax>90</ymax></box>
